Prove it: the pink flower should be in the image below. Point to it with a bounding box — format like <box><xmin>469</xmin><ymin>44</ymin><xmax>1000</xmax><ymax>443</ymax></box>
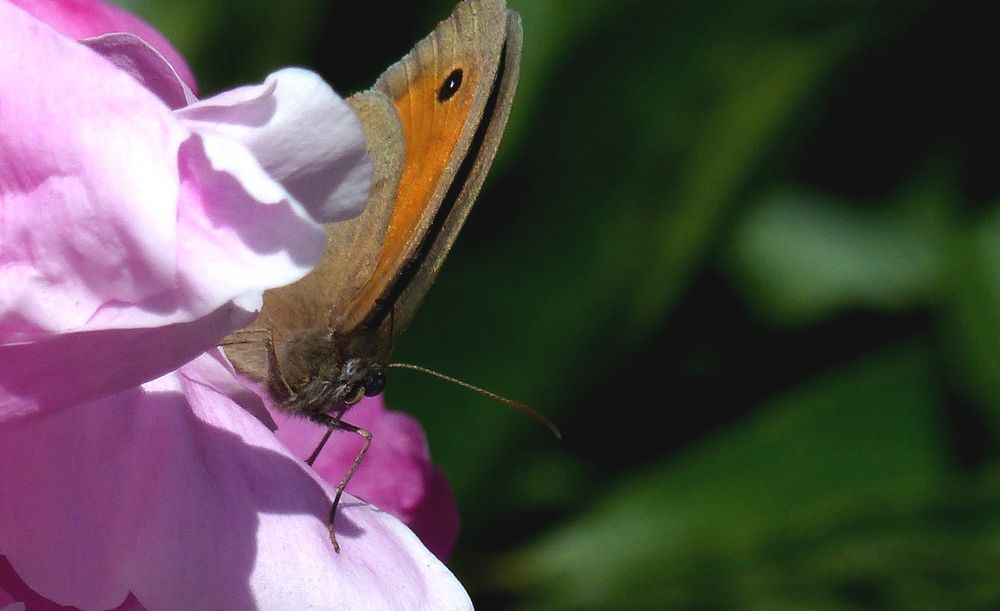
<box><xmin>0</xmin><ymin>1</ymin><xmax>470</xmax><ymax>609</ymax></box>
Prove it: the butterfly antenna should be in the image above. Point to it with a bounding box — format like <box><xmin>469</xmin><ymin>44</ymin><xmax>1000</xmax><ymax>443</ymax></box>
<box><xmin>387</xmin><ymin>363</ymin><xmax>561</xmax><ymax>440</ymax></box>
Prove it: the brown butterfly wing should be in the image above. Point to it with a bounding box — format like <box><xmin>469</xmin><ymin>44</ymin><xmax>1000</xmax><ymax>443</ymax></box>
<box><xmin>224</xmin><ymin>0</ymin><xmax>521</xmax><ymax>390</ymax></box>
<box><xmin>334</xmin><ymin>0</ymin><xmax>521</xmax><ymax>349</ymax></box>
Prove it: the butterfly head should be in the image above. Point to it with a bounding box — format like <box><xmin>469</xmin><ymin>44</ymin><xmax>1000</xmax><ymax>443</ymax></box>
<box><xmin>338</xmin><ymin>357</ymin><xmax>386</xmax><ymax>405</ymax></box>
<box><xmin>276</xmin><ymin>331</ymin><xmax>387</xmax><ymax>420</ymax></box>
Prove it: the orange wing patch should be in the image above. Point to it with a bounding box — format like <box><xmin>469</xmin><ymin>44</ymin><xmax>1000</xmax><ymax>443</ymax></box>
<box><xmin>346</xmin><ymin>63</ymin><xmax>480</xmax><ymax>324</ymax></box>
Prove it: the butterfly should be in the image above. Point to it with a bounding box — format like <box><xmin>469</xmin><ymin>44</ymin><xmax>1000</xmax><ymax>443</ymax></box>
<box><xmin>223</xmin><ymin>0</ymin><xmax>522</xmax><ymax>551</ymax></box>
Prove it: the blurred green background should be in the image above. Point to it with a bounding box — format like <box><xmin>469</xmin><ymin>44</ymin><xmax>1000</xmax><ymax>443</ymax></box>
<box><xmin>123</xmin><ymin>0</ymin><xmax>999</xmax><ymax>608</ymax></box>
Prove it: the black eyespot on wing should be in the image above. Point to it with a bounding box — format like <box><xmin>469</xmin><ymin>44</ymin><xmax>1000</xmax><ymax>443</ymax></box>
<box><xmin>437</xmin><ymin>68</ymin><xmax>463</xmax><ymax>102</ymax></box>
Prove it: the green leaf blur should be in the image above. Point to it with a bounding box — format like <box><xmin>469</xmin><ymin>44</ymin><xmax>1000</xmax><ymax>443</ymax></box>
<box><xmin>127</xmin><ymin>0</ymin><xmax>1000</xmax><ymax>607</ymax></box>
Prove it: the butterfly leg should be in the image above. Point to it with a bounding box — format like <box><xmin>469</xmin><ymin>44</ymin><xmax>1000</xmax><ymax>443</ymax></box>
<box><xmin>309</xmin><ymin>414</ymin><xmax>373</xmax><ymax>553</ymax></box>
<box><xmin>305</xmin><ymin>427</ymin><xmax>334</xmax><ymax>466</ymax></box>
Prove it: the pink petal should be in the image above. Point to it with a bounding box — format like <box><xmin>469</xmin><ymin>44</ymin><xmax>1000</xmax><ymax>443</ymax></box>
<box><xmin>2</xmin><ymin>556</ymin><xmax>146</xmax><ymax>610</ymax></box>
<box><xmin>273</xmin><ymin>395</ymin><xmax>461</xmax><ymax>560</ymax></box>
<box><xmin>82</xmin><ymin>32</ymin><xmax>196</xmax><ymax>109</ymax></box>
<box><xmin>178</xmin><ymin>68</ymin><xmax>372</xmax><ymax>223</ymax></box>
<box><xmin>7</xmin><ymin>0</ymin><xmax>197</xmax><ymax>93</ymax></box>
<box><xmin>0</xmin><ymin>353</ymin><xmax>471</xmax><ymax>609</ymax></box>
<box><xmin>0</xmin><ymin>304</ymin><xmax>250</xmax><ymax>428</ymax></box>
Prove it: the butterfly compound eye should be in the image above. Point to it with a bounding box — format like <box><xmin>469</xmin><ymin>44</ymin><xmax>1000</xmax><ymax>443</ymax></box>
<box><xmin>437</xmin><ymin>68</ymin><xmax>463</xmax><ymax>102</ymax></box>
<box><xmin>364</xmin><ymin>365</ymin><xmax>386</xmax><ymax>397</ymax></box>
